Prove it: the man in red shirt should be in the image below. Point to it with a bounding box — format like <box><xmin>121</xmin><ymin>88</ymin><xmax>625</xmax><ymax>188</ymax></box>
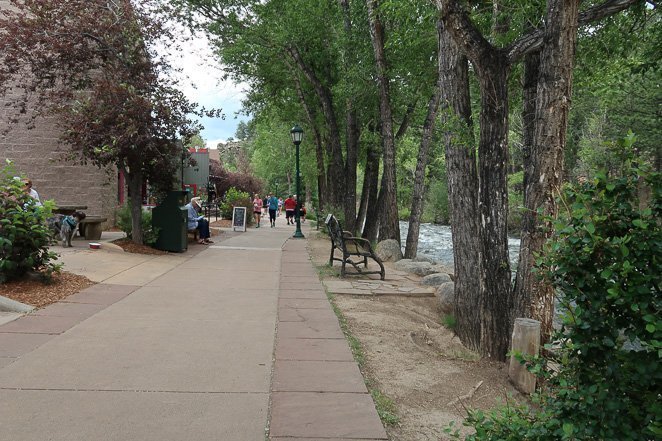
<box><xmin>283</xmin><ymin>195</ymin><xmax>297</xmax><ymax>225</ymax></box>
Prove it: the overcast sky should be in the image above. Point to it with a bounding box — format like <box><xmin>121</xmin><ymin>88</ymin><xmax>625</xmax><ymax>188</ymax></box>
<box><xmin>169</xmin><ymin>34</ymin><xmax>248</xmax><ymax>149</ymax></box>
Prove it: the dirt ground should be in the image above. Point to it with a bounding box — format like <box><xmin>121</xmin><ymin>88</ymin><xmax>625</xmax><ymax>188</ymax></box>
<box><xmin>307</xmin><ymin>231</ymin><xmax>520</xmax><ymax>440</ymax></box>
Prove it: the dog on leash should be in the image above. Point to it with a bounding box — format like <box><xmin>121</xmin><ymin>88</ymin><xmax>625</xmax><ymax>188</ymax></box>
<box><xmin>48</xmin><ymin>212</ymin><xmax>86</xmax><ymax>247</ymax></box>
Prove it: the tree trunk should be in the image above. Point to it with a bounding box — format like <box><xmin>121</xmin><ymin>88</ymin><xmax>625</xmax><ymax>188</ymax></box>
<box><xmin>125</xmin><ymin>167</ymin><xmax>143</xmax><ymax>245</ymax></box>
<box><xmin>288</xmin><ymin>47</ymin><xmax>345</xmax><ymax>208</ymax></box>
<box><xmin>438</xmin><ymin>20</ymin><xmax>481</xmax><ymax>352</ymax></box>
<box><xmin>395</xmin><ymin>97</ymin><xmax>419</xmax><ymax>140</ymax></box>
<box><xmin>339</xmin><ymin>0</ymin><xmax>358</xmax><ymax>232</ymax></box>
<box><xmin>404</xmin><ymin>74</ymin><xmax>443</xmax><ymax>258</ymax></box>
<box><xmin>476</xmin><ymin>55</ymin><xmax>512</xmax><ymax>361</ymax></box>
<box><xmin>514</xmin><ymin>0</ymin><xmax>580</xmax><ymax>342</ymax></box>
<box><xmin>366</xmin><ymin>0</ymin><xmax>400</xmax><ymax>243</ymax></box>
<box><xmin>521</xmin><ymin>50</ymin><xmax>540</xmax><ymax>200</ymax></box>
<box><xmin>357</xmin><ymin>141</ymin><xmax>379</xmax><ymax>235</ymax></box>
<box><xmin>293</xmin><ymin>74</ymin><xmax>327</xmax><ymax>211</ymax></box>
<box><xmin>437</xmin><ymin>0</ymin><xmax>512</xmax><ymax>359</ymax></box>
<box><xmin>344</xmin><ymin>105</ymin><xmax>359</xmax><ymax>233</ymax></box>
<box><xmin>361</xmin><ymin>140</ymin><xmax>381</xmax><ymax>240</ymax></box>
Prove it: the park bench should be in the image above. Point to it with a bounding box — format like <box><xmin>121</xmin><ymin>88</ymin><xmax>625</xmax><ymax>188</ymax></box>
<box><xmin>325</xmin><ymin>214</ymin><xmax>385</xmax><ymax>280</ymax></box>
<box><xmin>78</xmin><ymin>216</ymin><xmax>107</xmax><ymax>240</ymax></box>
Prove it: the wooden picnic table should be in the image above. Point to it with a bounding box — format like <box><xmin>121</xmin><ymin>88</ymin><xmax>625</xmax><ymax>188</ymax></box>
<box><xmin>53</xmin><ymin>205</ymin><xmax>88</xmax><ymax>216</ymax></box>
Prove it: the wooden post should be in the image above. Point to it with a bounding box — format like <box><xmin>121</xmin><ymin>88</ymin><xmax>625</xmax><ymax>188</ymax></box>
<box><xmin>508</xmin><ymin>318</ymin><xmax>541</xmax><ymax>394</ymax></box>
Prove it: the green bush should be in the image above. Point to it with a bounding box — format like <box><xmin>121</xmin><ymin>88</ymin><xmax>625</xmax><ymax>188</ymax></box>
<box><xmin>423</xmin><ymin>178</ymin><xmax>450</xmax><ymax>224</ymax></box>
<box><xmin>450</xmin><ymin>136</ymin><xmax>661</xmax><ymax>440</ymax></box>
<box><xmin>219</xmin><ymin>187</ymin><xmax>253</xmax><ymax>226</ymax></box>
<box><xmin>116</xmin><ymin>201</ymin><xmax>159</xmax><ymax>245</ymax></box>
<box><xmin>0</xmin><ymin>161</ymin><xmax>60</xmax><ymax>283</ymax></box>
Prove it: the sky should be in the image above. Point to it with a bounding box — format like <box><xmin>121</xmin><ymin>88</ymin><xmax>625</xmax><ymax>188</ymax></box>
<box><xmin>169</xmin><ymin>34</ymin><xmax>248</xmax><ymax>149</ymax></box>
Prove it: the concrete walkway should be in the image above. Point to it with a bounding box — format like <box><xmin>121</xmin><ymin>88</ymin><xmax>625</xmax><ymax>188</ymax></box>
<box><xmin>0</xmin><ymin>215</ymin><xmax>387</xmax><ymax>440</ymax></box>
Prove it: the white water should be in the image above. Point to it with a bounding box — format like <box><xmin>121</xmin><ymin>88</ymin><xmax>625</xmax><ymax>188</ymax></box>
<box><xmin>399</xmin><ymin>221</ymin><xmax>521</xmax><ymax>268</ymax></box>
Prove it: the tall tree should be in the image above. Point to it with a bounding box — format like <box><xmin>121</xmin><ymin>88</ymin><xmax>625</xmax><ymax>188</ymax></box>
<box><xmin>437</xmin><ymin>19</ymin><xmax>482</xmax><ymax>351</ymax></box>
<box><xmin>366</xmin><ymin>0</ymin><xmax>401</xmax><ymax>242</ymax></box>
<box><xmin>436</xmin><ymin>0</ymin><xmax>642</xmax><ymax>358</ymax></box>
<box><xmin>513</xmin><ymin>0</ymin><xmax>581</xmax><ymax>340</ymax></box>
<box><xmin>174</xmin><ymin>0</ymin><xmax>360</xmax><ymax>222</ymax></box>
<box><xmin>403</xmin><ymin>27</ymin><xmax>443</xmax><ymax>258</ymax></box>
<box><xmin>436</xmin><ymin>0</ymin><xmax>513</xmax><ymax>358</ymax></box>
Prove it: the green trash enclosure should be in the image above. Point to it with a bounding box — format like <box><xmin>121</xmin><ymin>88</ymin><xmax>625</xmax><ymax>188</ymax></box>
<box><xmin>152</xmin><ymin>190</ymin><xmax>189</xmax><ymax>252</ymax></box>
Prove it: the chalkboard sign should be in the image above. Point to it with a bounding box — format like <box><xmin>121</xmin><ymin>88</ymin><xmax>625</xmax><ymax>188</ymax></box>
<box><xmin>232</xmin><ymin>206</ymin><xmax>247</xmax><ymax>232</ymax></box>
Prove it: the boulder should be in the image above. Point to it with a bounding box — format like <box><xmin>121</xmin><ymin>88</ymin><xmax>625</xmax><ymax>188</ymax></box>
<box><xmin>410</xmin><ymin>263</ymin><xmax>436</xmax><ymax>276</ymax></box>
<box><xmin>375</xmin><ymin>239</ymin><xmax>403</xmax><ymax>262</ymax></box>
<box><xmin>393</xmin><ymin>259</ymin><xmax>413</xmax><ymax>270</ymax></box>
<box><xmin>421</xmin><ymin>272</ymin><xmax>452</xmax><ymax>286</ymax></box>
<box><xmin>431</xmin><ymin>264</ymin><xmax>454</xmax><ymax>275</ymax></box>
<box><xmin>436</xmin><ymin>282</ymin><xmax>454</xmax><ymax>314</ymax></box>
<box><xmin>412</xmin><ymin>254</ymin><xmax>436</xmax><ymax>264</ymax></box>
<box><xmin>394</xmin><ymin>259</ymin><xmax>436</xmax><ymax>276</ymax></box>
<box><xmin>430</xmin><ymin>265</ymin><xmax>455</xmax><ymax>281</ymax></box>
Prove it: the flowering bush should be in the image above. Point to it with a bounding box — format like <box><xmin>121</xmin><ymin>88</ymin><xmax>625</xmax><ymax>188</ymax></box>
<box><xmin>219</xmin><ymin>187</ymin><xmax>253</xmax><ymax>225</ymax></box>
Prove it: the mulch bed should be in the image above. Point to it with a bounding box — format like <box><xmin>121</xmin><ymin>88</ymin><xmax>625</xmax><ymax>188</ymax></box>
<box><xmin>210</xmin><ymin>219</ymin><xmax>232</xmax><ymax>228</ymax></box>
<box><xmin>112</xmin><ymin>239</ymin><xmax>168</xmax><ymax>255</ymax></box>
<box><xmin>0</xmin><ymin>271</ymin><xmax>95</xmax><ymax>308</ymax></box>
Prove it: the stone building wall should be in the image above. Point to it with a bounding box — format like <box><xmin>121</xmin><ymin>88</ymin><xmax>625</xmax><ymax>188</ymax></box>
<box><xmin>0</xmin><ymin>0</ymin><xmax>119</xmax><ymax>227</ymax></box>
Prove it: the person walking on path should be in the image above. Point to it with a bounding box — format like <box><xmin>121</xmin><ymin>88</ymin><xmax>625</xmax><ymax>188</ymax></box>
<box><xmin>253</xmin><ymin>194</ymin><xmax>263</xmax><ymax>228</ymax></box>
<box><xmin>277</xmin><ymin>197</ymin><xmax>283</xmax><ymax>217</ymax></box>
<box><xmin>186</xmin><ymin>197</ymin><xmax>213</xmax><ymax>244</ymax></box>
<box><xmin>299</xmin><ymin>202</ymin><xmax>307</xmax><ymax>223</ymax></box>
<box><xmin>267</xmin><ymin>193</ymin><xmax>279</xmax><ymax>228</ymax></box>
<box><xmin>283</xmin><ymin>195</ymin><xmax>296</xmax><ymax>225</ymax></box>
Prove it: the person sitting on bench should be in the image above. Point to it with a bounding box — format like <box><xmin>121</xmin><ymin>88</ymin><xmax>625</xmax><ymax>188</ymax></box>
<box><xmin>186</xmin><ymin>197</ymin><xmax>213</xmax><ymax>245</ymax></box>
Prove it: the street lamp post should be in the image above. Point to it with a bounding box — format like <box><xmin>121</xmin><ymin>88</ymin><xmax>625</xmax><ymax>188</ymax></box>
<box><xmin>290</xmin><ymin>124</ymin><xmax>305</xmax><ymax>238</ymax></box>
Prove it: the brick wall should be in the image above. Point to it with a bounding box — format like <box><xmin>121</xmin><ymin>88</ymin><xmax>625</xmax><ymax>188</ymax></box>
<box><xmin>0</xmin><ymin>111</ymin><xmax>119</xmax><ymax>226</ymax></box>
<box><xmin>0</xmin><ymin>68</ymin><xmax>119</xmax><ymax>225</ymax></box>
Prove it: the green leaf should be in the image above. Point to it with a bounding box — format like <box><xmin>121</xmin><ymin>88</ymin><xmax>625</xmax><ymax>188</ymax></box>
<box><xmin>563</xmin><ymin>422</ymin><xmax>575</xmax><ymax>437</ymax></box>
<box><xmin>632</xmin><ymin>219</ymin><xmax>647</xmax><ymax>229</ymax></box>
<box><xmin>621</xmin><ymin>244</ymin><xmax>629</xmax><ymax>257</ymax></box>
<box><xmin>646</xmin><ymin>324</ymin><xmax>656</xmax><ymax>333</ymax></box>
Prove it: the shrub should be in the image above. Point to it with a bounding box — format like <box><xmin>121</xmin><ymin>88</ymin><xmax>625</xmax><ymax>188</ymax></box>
<box><xmin>0</xmin><ymin>161</ymin><xmax>60</xmax><ymax>283</ymax></box>
<box><xmin>449</xmin><ymin>135</ymin><xmax>661</xmax><ymax>440</ymax></box>
<box><xmin>424</xmin><ymin>178</ymin><xmax>450</xmax><ymax>224</ymax></box>
<box><xmin>116</xmin><ymin>201</ymin><xmax>159</xmax><ymax>245</ymax></box>
<box><xmin>219</xmin><ymin>187</ymin><xmax>253</xmax><ymax>226</ymax></box>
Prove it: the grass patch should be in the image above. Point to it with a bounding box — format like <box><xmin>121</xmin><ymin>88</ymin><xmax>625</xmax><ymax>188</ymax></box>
<box><xmin>441</xmin><ymin>348</ymin><xmax>480</xmax><ymax>361</ymax></box>
<box><xmin>441</xmin><ymin>313</ymin><xmax>457</xmax><ymax>330</ymax></box>
<box><xmin>371</xmin><ymin>389</ymin><xmax>399</xmax><ymax>426</ymax></box>
<box><xmin>315</xmin><ymin>263</ymin><xmax>340</xmax><ymax>279</ymax></box>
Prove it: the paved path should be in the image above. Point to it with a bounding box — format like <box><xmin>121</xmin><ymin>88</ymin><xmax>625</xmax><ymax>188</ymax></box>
<box><xmin>0</xmin><ymin>215</ymin><xmax>387</xmax><ymax>440</ymax></box>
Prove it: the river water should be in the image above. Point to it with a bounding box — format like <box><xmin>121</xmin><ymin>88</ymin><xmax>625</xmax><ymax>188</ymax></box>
<box><xmin>399</xmin><ymin>221</ymin><xmax>521</xmax><ymax>268</ymax></box>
